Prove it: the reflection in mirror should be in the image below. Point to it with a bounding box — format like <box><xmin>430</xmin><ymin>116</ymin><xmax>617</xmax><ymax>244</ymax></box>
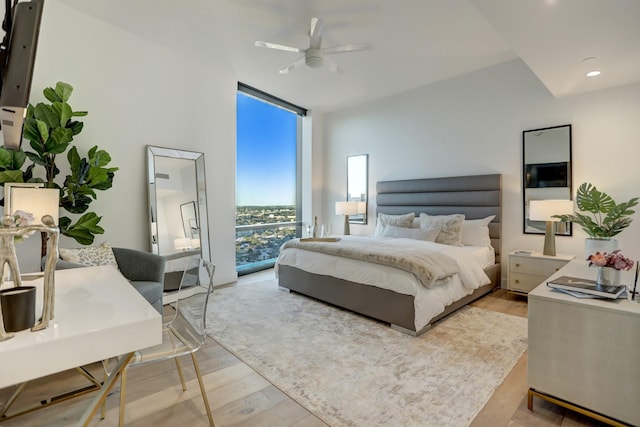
<box><xmin>347</xmin><ymin>154</ymin><xmax>368</xmax><ymax>224</ymax></box>
<box><xmin>147</xmin><ymin>146</ymin><xmax>210</xmax><ymax>294</ymax></box>
<box><xmin>522</xmin><ymin>124</ymin><xmax>572</xmax><ymax>236</ymax></box>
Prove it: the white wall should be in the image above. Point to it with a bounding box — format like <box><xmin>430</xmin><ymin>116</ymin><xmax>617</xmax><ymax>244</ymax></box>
<box><xmin>13</xmin><ymin>1</ymin><xmax>238</xmax><ymax>284</ymax></box>
<box><xmin>322</xmin><ymin>59</ymin><xmax>640</xmax><ymax>284</ymax></box>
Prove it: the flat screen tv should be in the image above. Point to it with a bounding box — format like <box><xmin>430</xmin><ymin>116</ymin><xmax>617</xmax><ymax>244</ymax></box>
<box><xmin>525</xmin><ymin>161</ymin><xmax>569</xmax><ymax>188</ymax></box>
<box><xmin>0</xmin><ymin>0</ymin><xmax>44</xmax><ymax>150</ymax></box>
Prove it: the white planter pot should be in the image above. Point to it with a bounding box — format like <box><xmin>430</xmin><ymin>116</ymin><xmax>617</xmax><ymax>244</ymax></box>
<box><xmin>585</xmin><ymin>238</ymin><xmax>619</xmax><ymax>259</ymax></box>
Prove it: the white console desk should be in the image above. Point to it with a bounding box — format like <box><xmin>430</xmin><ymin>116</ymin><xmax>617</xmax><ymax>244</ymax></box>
<box><xmin>528</xmin><ymin>260</ymin><xmax>640</xmax><ymax>426</ymax></box>
<box><xmin>0</xmin><ymin>265</ymin><xmax>162</xmax><ymax>425</ymax></box>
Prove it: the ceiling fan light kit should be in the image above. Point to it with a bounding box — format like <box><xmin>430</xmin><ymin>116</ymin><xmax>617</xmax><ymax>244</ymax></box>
<box><xmin>255</xmin><ymin>17</ymin><xmax>370</xmax><ymax>74</ymax></box>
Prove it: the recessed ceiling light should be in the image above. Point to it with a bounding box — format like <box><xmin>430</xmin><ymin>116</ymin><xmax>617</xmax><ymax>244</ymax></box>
<box><xmin>582</xmin><ymin>57</ymin><xmax>600</xmax><ymax>77</ymax></box>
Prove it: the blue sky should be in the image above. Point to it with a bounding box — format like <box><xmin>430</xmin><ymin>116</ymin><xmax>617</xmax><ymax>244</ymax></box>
<box><xmin>236</xmin><ymin>92</ymin><xmax>297</xmax><ymax>206</ymax></box>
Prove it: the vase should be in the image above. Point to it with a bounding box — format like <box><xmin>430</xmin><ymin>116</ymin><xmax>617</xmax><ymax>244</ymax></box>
<box><xmin>0</xmin><ymin>286</ymin><xmax>36</xmax><ymax>332</ymax></box>
<box><xmin>595</xmin><ymin>266</ymin><xmax>620</xmax><ymax>287</ymax></box>
<box><xmin>585</xmin><ymin>238</ymin><xmax>618</xmax><ymax>259</ymax></box>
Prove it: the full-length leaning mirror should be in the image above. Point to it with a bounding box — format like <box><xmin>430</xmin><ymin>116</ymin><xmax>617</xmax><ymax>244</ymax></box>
<box><xmin>522</xmin><ymin>124</ymin><xmax>572</xmax><ymax>235</ymax></box>
<box><xmin>147</xmin><ymin>146</ymin><xmax>210</xmax><ymax>290</ymax></box>
<box><xmin>347</xmin><ymin>154</ymin><xmax>368</xmax><ymax>224</ymax></box>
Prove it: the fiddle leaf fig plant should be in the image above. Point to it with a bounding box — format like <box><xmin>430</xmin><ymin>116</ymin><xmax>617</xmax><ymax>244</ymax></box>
<box><xmin>0</xmin><ymin>81</ymin><xmax>118</xmax><ymax>245</ymax></box>
<box><xmin>554</xmin><ymin>182</ymin><xmax>639</xmax><ymax>239</ymax></box>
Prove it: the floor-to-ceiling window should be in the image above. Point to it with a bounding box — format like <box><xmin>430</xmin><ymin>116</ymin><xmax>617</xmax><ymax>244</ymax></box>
<box><xmin>236</xmin><ymin>83</ymin><xmax>305</xmax><ymax>275</ymax></box>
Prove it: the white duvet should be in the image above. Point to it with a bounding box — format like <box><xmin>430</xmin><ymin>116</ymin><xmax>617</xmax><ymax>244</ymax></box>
<box><xmin>275</xmin><ymin>235</ymin><xmax>492</xmax><ymax>331</ymax></box>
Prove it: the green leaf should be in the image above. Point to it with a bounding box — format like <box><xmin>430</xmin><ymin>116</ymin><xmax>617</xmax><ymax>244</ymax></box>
<box><xmin>0</xmin><ymin>170</ymin><xmax>24</xmax><ymax>183</ymax></box>
<box><xmin>43</xmin><ymin>87</ymin><xmax>62</xmax><ymax>103</ymax></box>
<box><xmin>23</xmin><ymin>118</ymin><xmax>42</xmax><ymax>143</ymax></box>
<box><xmin>71</xmin><ymin>111</ymin><xmax>88</xmax><ymax>117</ymax></box>
<box><xmin>68</xmin><ymin>121</ymin><xmax>84</xmax><ymax>136</ymax></box>
<box><xmin>89</xmin><ymin>148</ymin><xmax>112</xmax><ymax>167</ymax></box>
<box><xmin>576</xmin><ymin>183</ymin><xmax>615</xmax><ymax>214</ymax></box>
<box><xmin>0</xmin><ymin>148</ymin><xmax>26</xmax><ymax>170</ymax></box>
<box><xmin>34</xmin><ymin>103</ymin><xmax>60</xmax><ymax>129</ymax></box>
<box><xmin>61</xmin><ymin>193</ymin><xmax>92</xmax><ymax>213</ymax></box>
<box><xmin>25</xmin><ymin>151</ymin><xmax>45</xmax><ymax>166</ymax></box>
<box><xmin>36</xmin><ymin>120</ymin><xmax>50</xmax><ymax>142</ymax></box>
<box><xmin>59</xmin><ymin>212</ymin><xmax>104</xmax><ymax>245</ymax></box>
<box><xmin>49</xmin><ymin>127</ymin><xmax>74</xmax><ymax>147</ymax></box>
<box><xmin>53</xmin><ymin>102</ymin><xmax>73</xmax><ymax>126</ymax></box>
<box><xmin>55</xmin><ymin>82</ymin><xmax>73</xmax><ymax>103</ymax></box>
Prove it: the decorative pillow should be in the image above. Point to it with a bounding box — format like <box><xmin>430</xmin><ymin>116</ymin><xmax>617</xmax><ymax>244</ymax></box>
<box><xmin>419</xmin><ymin>213</ymin><xmax>465</xmax><ymax>246</ymax></box>
<box><xmin>59</xmin><ymin>242</ymin><xmax>118</xmax><ymax>267</ymax></box>
<box><xmin>462</xmin><ymin>215</ymin><xmax>495</xmax><ymax>246</ymax></box>
<box><xmin>381</xmin><ymin>225</ymin><xmax>440</xmax><ymax>241</ymax></box>
<box><xmin>374</xmin><ymin>212</ymin><xmax>415</xmax><ymax>236</ymax></box>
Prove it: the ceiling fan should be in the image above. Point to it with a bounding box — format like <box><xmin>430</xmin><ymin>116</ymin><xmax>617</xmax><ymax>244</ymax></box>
<box><xmin>254</xmin><ymin>17</ymin><xmax>371</xmax><ymax>74</ymax></box>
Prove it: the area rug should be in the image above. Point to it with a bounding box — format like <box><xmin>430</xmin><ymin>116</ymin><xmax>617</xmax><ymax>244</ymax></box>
<box><xmin>184</xmin><ymin>280</ymin><xmax>528</xmax><ymax>427</ymax></box>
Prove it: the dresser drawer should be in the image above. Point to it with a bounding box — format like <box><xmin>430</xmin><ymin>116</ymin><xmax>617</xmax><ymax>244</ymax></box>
<box><xmin>509</xmin><ymin>256</ymin><xmax>567</xmax><ymax>277</ymax></box>
<box><xmin>509</xmin><ymin>272</ymin><xmax>546</xmax><ymax>293</ymax></box>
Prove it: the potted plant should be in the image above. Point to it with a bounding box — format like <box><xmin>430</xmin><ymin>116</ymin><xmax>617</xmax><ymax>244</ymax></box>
<box><xmin>554</xmin><ymin>182</ymin><xmax>638</xmax><ymax>254</ymax></box>
<box><xmin>0</xmin><ymin>82</ymin><xmax>118</xmax><ymax>247</ymax></box>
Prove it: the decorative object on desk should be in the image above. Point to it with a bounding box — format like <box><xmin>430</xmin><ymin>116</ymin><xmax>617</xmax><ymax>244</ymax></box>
<box><xmin>529</xmin><ymin>199</ymin><xmax>574</xmax><ymax>256</ymax></box>
<box><xmin>0</xmin><ymin>82</ymin><xmax>118</xmax><ymax>251</ymax></box>
<box><xmin>0</xmin><ymin>286</ymin><xmax>36</xmax><ymax>332</ymax></box>
<box><xmin>587</xmin><ymin>250</ymin><xmax>634</xmax><ymax>286</ymax></box>
<box><xmin>4</xmin><ymin>184</ymin><xmax>60</xmax><ymax>257</ymax></box>
<box><xmin>547</xmin><ymin>275</ymin><xmax>626</xmax><ymax>299</ymax></box>
<box><xmin>335</xmin><ymin>201</ymin><xmax>364</xmax><ymax>235</ymax></box>
<box><xmin>0</xmin><ymin>214</ymin><xmax>59</xmax><ymax>340</ymax></box>
<box><xmin>553</xmin><ymin>182</ymin><xmax>638</xmax><ymax>256</ymax></box>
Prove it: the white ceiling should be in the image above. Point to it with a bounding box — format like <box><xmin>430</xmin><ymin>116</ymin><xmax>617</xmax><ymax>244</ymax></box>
<box><xmin>59</xmin><ymin>0</ymin><xmax>640</xmax><ymax>113</ymax></box>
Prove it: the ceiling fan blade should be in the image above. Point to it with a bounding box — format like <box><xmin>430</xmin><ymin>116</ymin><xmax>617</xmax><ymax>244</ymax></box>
<box><xmin>323</xmin><ymin>43</ymin><xmax>371</xmax><ymax>55</ymax></box>
<box><xmin>255</xmin><ymin>41</ymin><xmax>302</xmax><ymax>53</ymax></box>
<box><xmin>309</xmin><ymin>17</ymin><xmax>323</xmax><ymax>49</ymax></box>
<box><xmin>325</xmin><ymin>57</ymin><xmax>342</xmax><ymax>74</ymax></box>
<box><xmin>278</xmin><ymin>56</ymin><xmax>306</xmax><ymax>74</ymax></box>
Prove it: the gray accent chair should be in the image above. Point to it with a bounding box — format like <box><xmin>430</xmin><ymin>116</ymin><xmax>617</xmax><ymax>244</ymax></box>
<box><xmin>44</xmin><ymin>247</ymin><xmax>165</xmax><ymax>313</ymax></box>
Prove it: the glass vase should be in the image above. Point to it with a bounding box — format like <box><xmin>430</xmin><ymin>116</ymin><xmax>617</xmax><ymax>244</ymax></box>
<box><xmin>596</xmin><ymin>266</ymin><xmax>620</xmax><ymax>286</ymax></box>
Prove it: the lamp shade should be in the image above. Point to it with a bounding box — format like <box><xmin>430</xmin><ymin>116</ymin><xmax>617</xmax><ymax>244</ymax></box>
<box><xmin>356</xmin><ymin>202</ymin><xmax>366</xmax><ymax>214</ymax></box>
<box><xmin>335</xmin><ymin>201</ymin><xmax>359</xmax><ymax>216</ymax></box>
<box><xmin>529</xmin><ymin>200</ymin><xmax>573</xmax><ymax>222</ymax></box>
<box><xmin>6</xmin><ymin>187</ymin><xmax>60</xmax><ymax>225</ymax></box>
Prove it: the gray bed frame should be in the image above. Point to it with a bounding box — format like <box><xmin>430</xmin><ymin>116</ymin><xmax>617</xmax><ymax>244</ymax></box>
<box><xmin>278</xmin><ymin>173</ymin><xmax>502</xmax><ymax>335</ymax></box>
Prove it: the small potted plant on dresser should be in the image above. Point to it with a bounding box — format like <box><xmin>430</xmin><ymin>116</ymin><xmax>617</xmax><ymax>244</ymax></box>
<box><xmin>554</xmin><ymin>182</ymin><xmax>638</xmax><ymax>256</ymax></box>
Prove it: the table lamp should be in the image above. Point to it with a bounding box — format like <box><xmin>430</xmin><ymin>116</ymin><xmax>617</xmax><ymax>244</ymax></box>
<box><xmin>335</xmin><ymin>201</ymin><xmax>360</xmax><ymax>235</ymax></box>
<box><xmin>529</xmin><ymin>199</ymin><xmax>574</xmax><ymax>256</ymax></box>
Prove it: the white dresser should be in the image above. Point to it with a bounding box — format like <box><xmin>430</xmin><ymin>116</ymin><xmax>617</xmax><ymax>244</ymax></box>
<box><xmin>528</xmin><ymin>260</ymin><xmax>640</xmax><ymax>426</ymax></box>
<box><xmin>507</xmin><ymin>251</ymin><xmax>574</xmax><ymax>295</ymax></box>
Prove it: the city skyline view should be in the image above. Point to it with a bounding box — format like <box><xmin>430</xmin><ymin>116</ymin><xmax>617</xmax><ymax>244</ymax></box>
<box><xmin>236</xmin><ymin>92</ymin><xmax>297</xmax><ymax>206</ymax></box>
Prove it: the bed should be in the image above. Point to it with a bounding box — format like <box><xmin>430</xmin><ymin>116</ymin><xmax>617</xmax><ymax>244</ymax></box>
<box><xmin>276</xmin><ymin>173</ymin><xmax>502</xmax><ymax>335</ymax></box>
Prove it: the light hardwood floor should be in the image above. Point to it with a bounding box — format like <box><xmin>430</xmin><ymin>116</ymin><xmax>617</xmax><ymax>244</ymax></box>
<box><xmin>0</xmin><ymin>270</ymin><xmax>609</xmax><ymax>427</ymax></box>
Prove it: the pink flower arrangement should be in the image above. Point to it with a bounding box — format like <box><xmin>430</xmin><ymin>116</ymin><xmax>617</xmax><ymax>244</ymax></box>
<box><xmin>587</xmin><ymin>250</ymin><xmax>634</xmax><ymax>271</ymax></box>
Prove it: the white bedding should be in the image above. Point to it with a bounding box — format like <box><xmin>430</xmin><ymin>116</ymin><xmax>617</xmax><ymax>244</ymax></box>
<box><xmin>275</xmin><ymin>235</ymin><xmax>493</xmax><ymax>331</ymax></box>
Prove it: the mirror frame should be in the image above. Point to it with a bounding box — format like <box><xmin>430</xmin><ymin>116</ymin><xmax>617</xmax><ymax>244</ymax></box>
<box><xmin>147</xmin><ymin>145</ymin><xmax>210</xmax><ymax>261</ymax></box>
<box><xmin>522</xmin><ymin>124</ymin><xmax>572</xmax><ymax>236</ymax></box>
<box><xmin>347</xmin><ymin>154</ymin><xmax>368</xmax><ymax>224</ymax></box>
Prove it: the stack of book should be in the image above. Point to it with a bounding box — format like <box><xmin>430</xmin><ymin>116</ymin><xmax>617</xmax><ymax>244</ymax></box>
<box><xmin>547</xmin><ymin>276</ymin><xmax>626</xmax><ymax>299</ymax></box>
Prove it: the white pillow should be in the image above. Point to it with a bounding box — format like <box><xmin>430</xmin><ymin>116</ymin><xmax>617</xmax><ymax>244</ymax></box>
<box><xmin>462</xmin><ymin>215</ymin><xmax>495</xmax><ymax>246</ymax></box>
<box><xmin>419</xmin><ymin>213</ymin><xmax>465</xmax><ymax>246</ymax></box>
<box><xmin>374</xmin><ymin>212</ymin><xmax>415</xmax><ymax>236</ymax></box>
<box><xmin>59</xmin><ymin>242</ymin><xmax>118</xmax><ymax>267</ymax></box>
<box><xmin>381</xmin><ymin>225</ymin><xmax>440</xmax><ymax>241</ymax></box>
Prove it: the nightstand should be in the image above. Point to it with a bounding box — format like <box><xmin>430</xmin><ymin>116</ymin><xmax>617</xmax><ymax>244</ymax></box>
<box><xmin>508</xmin><ymin>251</ymin><xmax>575</xmax><ymax>296</ymax></box>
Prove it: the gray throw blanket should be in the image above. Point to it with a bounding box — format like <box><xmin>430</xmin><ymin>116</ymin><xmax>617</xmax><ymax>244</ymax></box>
<box><xmin>281</xmin><ymin>238</ymin><xmax>459</xmax><ymax>289</ymax></box>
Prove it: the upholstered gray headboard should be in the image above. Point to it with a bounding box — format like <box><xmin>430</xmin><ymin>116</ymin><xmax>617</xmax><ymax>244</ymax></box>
<box><xmin>376</xmin><ymin>174</ymin><xmax>502</xmax><ymax>261</ymax></box>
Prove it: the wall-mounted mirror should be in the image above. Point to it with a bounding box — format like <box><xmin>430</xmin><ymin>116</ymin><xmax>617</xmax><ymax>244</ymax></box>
<box><xmin>523</xmin><ymin>124</ymin><xmax>572</xmax><ymax>235</ymax></box>
<box><xmin>347</xmin><ymin>154</ymin><xmax>368</xmax><ymax>224</ymax></box>
<box><xmin>147</xmin><ymin>146</ymin><xmax>210</xmax><ymax>292</ymax></box>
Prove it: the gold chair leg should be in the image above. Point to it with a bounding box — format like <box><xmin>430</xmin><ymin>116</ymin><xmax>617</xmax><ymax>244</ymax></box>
<box><xmin>191</xmin><ymin>353</ymin><xmax>214</xmax><ymax>427</ymax></box>
<box><xmin>175</xmin><ymin>357</ymin><xmax>187</xmax><ymax>391</ymax></box>
<box><xmin>118</xmin><ymin>367</ymin><xmax>128</xmax><ymax>427</ymax></box>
